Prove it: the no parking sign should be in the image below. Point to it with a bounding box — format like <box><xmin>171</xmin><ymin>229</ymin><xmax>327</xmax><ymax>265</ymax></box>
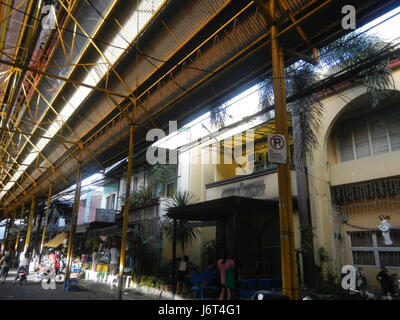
<box><xmin>267</xmin><ymin>134</ymin><xmax>287</xmax><ymax>164</ymax></box>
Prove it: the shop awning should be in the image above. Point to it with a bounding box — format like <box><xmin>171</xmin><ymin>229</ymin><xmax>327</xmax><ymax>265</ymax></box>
<box><xmin>44</xmin><ymin>232</ymin><xmax>68</xmax><ymax>248</ymax></box>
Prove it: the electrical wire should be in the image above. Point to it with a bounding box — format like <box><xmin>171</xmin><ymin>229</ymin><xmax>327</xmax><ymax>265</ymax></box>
<box><xmin>1</xmin><ymin>1</ymin><xmax>400</xmax><ymax>201</ymax></box>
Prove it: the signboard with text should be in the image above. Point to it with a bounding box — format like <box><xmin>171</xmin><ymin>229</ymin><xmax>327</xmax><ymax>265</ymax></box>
<box><xmin>267</xmin><ymin>134</ymin><xmax>287</xmax><ymax>164</ymax></box>
<box><xmin>95</xmin><ymin>209</ymin><xmax>116</xmax><ymax>223</ymax></box>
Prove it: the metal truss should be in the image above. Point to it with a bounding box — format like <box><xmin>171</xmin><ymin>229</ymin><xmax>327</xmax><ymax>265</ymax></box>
<box><xmin>0</xmin><ymin>0</ymin><xmax>396</xmax><ymax>216</ymax></box>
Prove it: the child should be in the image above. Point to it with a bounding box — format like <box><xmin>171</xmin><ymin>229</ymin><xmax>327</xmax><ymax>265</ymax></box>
<box><xmin>176</xmin><ymin>255</ymin><xmax>190</xmax><ymax>295</ymax></box>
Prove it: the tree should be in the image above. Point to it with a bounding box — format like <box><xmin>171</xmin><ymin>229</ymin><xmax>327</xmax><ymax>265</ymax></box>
<box><xmin>162</xmin><ymin>190</ymin><xmax>200</xmax><ymax>254</ymax></box>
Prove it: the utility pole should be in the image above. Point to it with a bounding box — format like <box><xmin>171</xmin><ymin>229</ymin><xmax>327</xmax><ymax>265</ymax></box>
<box><xmin>269</xmin><ymin>0</ymin><xmax>298</xmax><ymax>300</ymax></box>
<box><xmin>64</xmin><ymin>147</ymin><xmax>83</xmax><ymax>285</ymax></box>
<box><xmin>15</xmin><ymin>204</ymin><xmax>24</xmax><ymax>253</ymax></box>
<box><xmin>118</xmin><ymin>99</ymin><xmax>137</xmax><ymax>300</ymax></box>
<box><xmin>24</xmin><ymin>198</ymin><xmax>36</xmax><ymax>252</ymax></box>
<box><xmin>40</xmin><ymin>181</ymin><xmax>53</xmax><ymax>263</ymax></box>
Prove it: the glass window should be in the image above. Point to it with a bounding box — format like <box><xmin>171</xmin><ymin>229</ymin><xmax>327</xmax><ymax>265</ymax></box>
<box><xmin>350</xmin><ymin>231</ymin><xmax>373</xmax><ymax>247</ymax></box>
<box><xmin>352</xmin><ymin>250</ymin><xmax>375</xmax><ymax>266</ymax></box>
<box><xmin>353</xmin><ymin>124</ymin><xmax>370</xmax><ymax>159</ymax></box>
<box><xmin>338</xmin><ymin>130</ymin><xmax>354</xmax><ymax>162</ymax></box>
<box><xmin>106</xmin><ymin>194</ymin><xmax>115</xmax><ymax>210</ymax></box>
<box><xmin>379</xmin><ymin>251</ymin><xmax>400</xmax><ymax>267</ymax></box>
<box><xmin>166</xmin><ymin>183</ymin><xmax>175</xmax><ymax>198</ymax></box>
<box><xmin>388</xmin><ymin>113</ymin><xmax>400</xmax><ymax>151</ymax></box>
<box><xmin>370</xmin><ymin>119</ymin><xmax>389</xmax><ymax>155</ymax></box>
<box><xmin>254</xmin><ymin>152</ymin><xmax>267</xmax><ymax>172</ymax></box>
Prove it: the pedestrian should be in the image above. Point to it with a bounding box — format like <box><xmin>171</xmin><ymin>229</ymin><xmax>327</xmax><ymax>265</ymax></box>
<box><xmin>0</xmin><ymin>251</ymin><xmax>12</xmax><ymax>284</ymax></box>
<box><xmin>217</xmin><ymin>252</ymin><xmax>235</xmax><ymax>300</ymax></box>
<box><xmin>176</xmin><ymin>255</ymin><xmax>190</xmax><ymax>296</ymax></box>
<box><xmin>109</xmin><ymin>241</ymin><xmax>120</xmax><ymax>276</ymax></box>
<box><xmin>356</xmin><ymin>267</ymin><xmax>367</xmax><ymax>298</ymax></box>
<box><xmin>49</xmin><ymin>249</ymin><xmax>58</xmax><ymax>274</ymax></box>
<box><xmin>377</xmin><ymin>267</ymin><xmax>394</xmax><ymax>297</ymax></box>
<box><xmin>13</xmin><ymin>250</ymin><xmax>31</xmax><ymax>284</ymax></box>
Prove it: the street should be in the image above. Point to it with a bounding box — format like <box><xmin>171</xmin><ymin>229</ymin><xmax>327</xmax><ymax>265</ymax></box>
<box><xmin>0</xmin><ymin>269</ymin><xmax>141</xmax><ymax>300</ymax></box>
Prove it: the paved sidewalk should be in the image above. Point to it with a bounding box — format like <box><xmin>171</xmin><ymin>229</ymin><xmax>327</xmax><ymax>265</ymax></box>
<box><xmin>78</xmin><ymin>278</ymin><xmax>185</xmax><ymax>300</ymax></box>
<box><xmin>0</xmin><ymin>269</ymin><xmax>175</xmax><ymax>300</ymax></box>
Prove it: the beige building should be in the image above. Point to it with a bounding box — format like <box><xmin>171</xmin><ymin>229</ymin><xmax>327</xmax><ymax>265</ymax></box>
<box><xmin>308</xmin><ymin>62</ymin><xmax>400</xmax><ymax>288</ymax></box>
<box><xmin>166</xmin><ymin>62</ymin><xmax>400</xmax><ymax>288</ymax></box>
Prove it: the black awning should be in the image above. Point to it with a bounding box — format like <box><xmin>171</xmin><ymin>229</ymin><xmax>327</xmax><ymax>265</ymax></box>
<box><xmin>166</xmin><ymin>196</ymin><xmax>297</xmax><ymax>221</ymax></box>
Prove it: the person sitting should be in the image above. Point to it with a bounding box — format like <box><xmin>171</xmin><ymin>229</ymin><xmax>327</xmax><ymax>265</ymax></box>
<box><xmin>14</xmin><ymin>250</ymin><xmax>31</xmax><ymax>284</ymax></box>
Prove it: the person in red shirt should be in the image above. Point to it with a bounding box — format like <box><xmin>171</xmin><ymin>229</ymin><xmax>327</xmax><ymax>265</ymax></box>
<box><xmin>217</xmin><ymin>252</ymin><xmax>235</xmax><ymax>300</ymax></box>
<box><xmin>49</xmin><ymin>249</ymin><xmax>58</xmax><ymax>274</ymax></box>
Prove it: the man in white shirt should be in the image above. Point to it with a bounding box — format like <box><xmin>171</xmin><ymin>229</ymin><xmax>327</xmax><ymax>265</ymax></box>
<box><xmin>109</xmin><ymin>242</ymin><xmax>120</xmax><ymax>276</ymax></box>
<box><xmin>13</xmin><ymin>250</ymin><xmax>30</xmax><ymax>284</ymax></box>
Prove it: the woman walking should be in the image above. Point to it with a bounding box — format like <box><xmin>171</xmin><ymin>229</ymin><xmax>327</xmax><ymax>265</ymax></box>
<box><xmin>0</xmin><ymin>251</ymin><xmax>12</xmax><ymax>284</ymax></box>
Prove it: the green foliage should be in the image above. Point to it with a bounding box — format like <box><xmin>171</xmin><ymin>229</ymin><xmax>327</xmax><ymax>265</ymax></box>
<box><xmin>257</xmin><ymin>32</ymin><xmax>394</xmax><ymax>161</ymax></box>
<box><xmin>318</xmin><ymin>246</ymin><xmax>331</xmax><ymax>265</ymax></box>
<box><xmin>162</xmin><ymin>191</ymin><xmax>200</xmax><ymax>254</ymax></box>
<box><xmin>209</xmin><ymin>101</ymin><xmax>232</xmax><ymax>129</ymax></box>
<box><xmin>130</xmin><ymin>227</ymin><xmax>159</xmax><ymax>279</ymax></box>
<box><xmin>166</xmin><ymin>190</ymin><xmax>197</xmax><ymax>208</ymax></box>
<box><xmin>149</xmin><ymin>164</ymin><xmax>177</xmax><ymax>186</ymax></box>
<box><xmin>308</xmin><ymin>246</ymin><xmax>344</xmax><ymax>295</ymax></box>
<box><xmin>135</xmin><ymin>186</ymin><xmax>153</xmax><ymax>203</ymax></box>
<box><xmin>138</xmin><ymin>275</ymin><xmax>166</xmax><ymax>289</ymax></box>
<box><xmin>201</xmin><ymin>240</ymin><xmax>217</xmax><ymax>270</ymax></box>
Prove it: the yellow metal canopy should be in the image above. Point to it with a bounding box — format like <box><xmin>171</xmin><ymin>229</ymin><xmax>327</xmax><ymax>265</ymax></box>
<box><xmin>212</xmin><ymin>118</ymin><xmax>294</xmax><ymax>151</ymax></box>
<box><xmin>43</xmin><ymin>232</ymin><xmax>68</xmax><ymax>248</ymax></box>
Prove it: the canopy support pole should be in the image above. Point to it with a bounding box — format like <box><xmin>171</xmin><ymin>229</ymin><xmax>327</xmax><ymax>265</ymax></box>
<box><xmin>64</xmin><ymin>147</ymin><xmax>83</xmax><ymax>285</ymax></box>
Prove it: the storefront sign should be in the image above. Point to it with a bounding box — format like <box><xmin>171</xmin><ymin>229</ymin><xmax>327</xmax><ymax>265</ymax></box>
<box><xmin>95</xmin><ymin>209</ymin><xmax>116</xmax><ymax>223</ymax></box>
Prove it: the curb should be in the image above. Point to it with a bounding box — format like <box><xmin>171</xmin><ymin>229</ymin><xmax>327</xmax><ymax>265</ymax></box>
<box><xmin>78</xmin><ymin>280</ymin><xmax>185</xmax><ymax>300</ymax></box>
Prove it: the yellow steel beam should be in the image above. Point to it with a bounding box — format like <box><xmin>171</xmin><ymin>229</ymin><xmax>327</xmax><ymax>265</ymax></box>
<box><xmin>58</xmin><ymin>0</ymin><xmax>156</xmax><ymax>127</ymax></box>
<box><xmin>269</xmin><ymin>0</ymin><xmax>298</xmax><ymax>300</ymax></box>
<box><xmin>118</xmin><ymin>99</ymin><xmax>136</xmax><ymax>300</ymax></box>
<box><xmin>0</xmin><ymin>0</ymin><xmax>37</xmax><ymax>134</ymax></box>
<box><xmin>40</xmin><ymin>179</ymin><xmax>52</xmax><ymax>254</ymax></box>
<box><xmin>64</xmin><ymin>147</ymin><xmax>82</xmax><ymax>284</ymax></box>
<box><xmin>14</xmin><ymin>204</ymin><xmax>24</xmax><ymax>252</ymax></box>
<box><xmin>0</xmin><ymin>163</ymin><xmax>27</xmax><ymax>194</ymax></box>
<box><xmin>1</xmin><ymin>0</ymin><xmax>334</xmax><ymax>213</ymax></box>
<box><xmin>8</xmin><ymin>117</ymin><xmax>55</xmax><ymax>174</ymax></box>
<box><xmin>0</xmin><ymin>0</ymin><xmax>81</xmax><ymax>160</ymax></box>
<box><xmin>23</xmin><ymin>197</ymin><xmax>35</xmax><ymax>252</ymax></box>
<box><xmin>0</xmin><ymin>126</ymin><xmax>78</xmax><ymax>144</ymax></box>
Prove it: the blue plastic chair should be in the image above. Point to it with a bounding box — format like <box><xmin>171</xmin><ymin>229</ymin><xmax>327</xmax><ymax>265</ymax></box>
<box><xmin>190</xmin><ymin>273</ymin><xmax>204</xmax><ymax>299</ymax></box>
<box><xmin>202</xmin><ymin>274</ymin><xmax>218</xmax><ymax>298</ymax></box>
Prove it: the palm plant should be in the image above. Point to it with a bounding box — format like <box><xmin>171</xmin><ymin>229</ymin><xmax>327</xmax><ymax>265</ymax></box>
<box><xmin>162</xmin><ymin>190</ymin><xmax>200</xmax><ymax>254</ymax></box>
<box><xmin>258</xmin><ymin>32</ymin><xmax>395</xmax><ymax>161</ymax></box>
<box><xmin>208</xmin><ymin>31</ymin><xmax>397</xmax><ymax>288</ymax></box>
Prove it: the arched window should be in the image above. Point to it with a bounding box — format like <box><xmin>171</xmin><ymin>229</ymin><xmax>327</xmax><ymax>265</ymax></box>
<box><xmin>334</xmin><ymin>103</ymin><xmax>400</xmax><ymax>162</ymax></box>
